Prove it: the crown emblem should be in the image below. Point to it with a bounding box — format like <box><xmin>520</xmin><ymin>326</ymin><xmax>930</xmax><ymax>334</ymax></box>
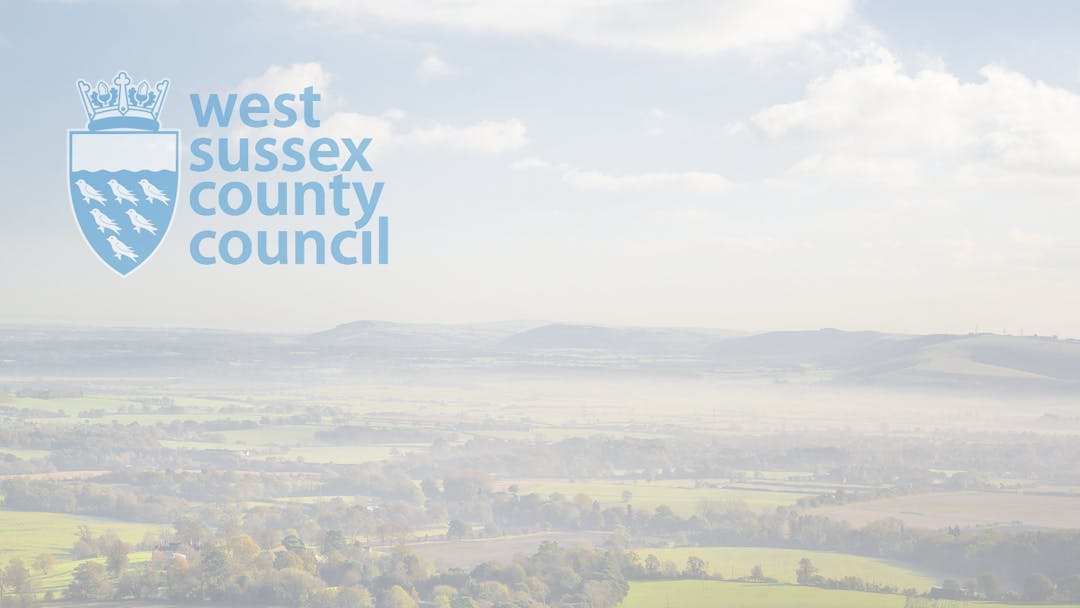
<box><xmin>77</xmin><ymin>71</ymin><xmax>169</xmax><ymax>131</ymax></box>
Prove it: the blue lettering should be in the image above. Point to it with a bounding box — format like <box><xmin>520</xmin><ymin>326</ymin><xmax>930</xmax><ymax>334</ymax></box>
<box><xmin>190</xmin><ymin>182</ymin><xmax>216</xmax><ymax>216</ymax></box>
<box><xmin>189</xmin><ymin>138</ymin><xmax>214</xmax><ymax>172</ymax></box>
<box><xmin>190</xmin><ymin>230</ymin><xmax>217</xmax><ymax>264</ymax></box>
<box><xmin>219</xmin><ymin>230</ymin><xmax>252</xmax><ymax>264</ymax></box>
<box><xmin>239</xmin><ymin>93</ymin><xmax>270</xmax><ymax>127</ymax></box>
<box><xmin>190</xmin><ymin>93</ymin><xmax>237</xmax><ymax>127</ymax></box>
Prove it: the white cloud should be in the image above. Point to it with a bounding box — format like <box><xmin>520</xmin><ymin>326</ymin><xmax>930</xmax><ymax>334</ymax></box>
<box><xmin>318</xmin><ymin>111</ymin><xmax>397</xmax><ymax>142</ymax></box>
<box><xmin>511</xmin><ymin>157</ymin><xmax>553</xmax><ymax>170</ymax></box>
<box><xmin>562</xmin><ymin>169</ymin><xmax>730</xmax><ymax>193</ymax></box>
<box><xmin>749</xmin><ymin>44</ymin><xmax>1080</xmax><ymax>175</ymax></box>
<box><xmin>714</xmin><ymin>236</ymin><xmax>789</xmax><ymax>252</ymax></box>
<box><xmin>943</xmin><ymin>234</ymin><xmax>978</xmax><ymax>268</ymax></box>
<box><xmin>939</xmin><ymin>230</ymin><xmax>1060</xmax><ymax>271</ymax></box>
<box><xmin>230</xmin><ymin>63</ymin><xmax>526</xmax><ymax>155</ymax></box>
<box><xmin>419</xmin><ymin>53</ymin><xmax>452</xmax><ymax>77</ymax></box>
<box><xmin>401</xmin><ymin>119</ymin><xmax>527</xmax><ymax>153</ymax></box>
<box><xmin>511</xmin><ymin>156</ymin><xmax>730</xmax><ymax>193</ymax></box>
<box><xmin>787</xmin><ymin>153</ymin><xmax>923</xmax><ymax>187</ymax></box>
<box><xmin>285</xmin><ymin>0</ymin><xmax>853</xmax><ymax>55</ymax></box>
<box><xmin>235</xmin><ymin>62</ymin><xmax>333</xmax><ymax>98</ymax></box>
<box><xmin>656</xmin><ymin>208</ymin><xmax>709</xmax><ymax>221</ymax></box>
<box><xmin>1009</xmin><ymin>230</ymin><xmax>1054</xmax><ymax>246</ymax></box>
<box><xmin>890</xmin><ymin>197</ymin><xmax>955</xmax><ymax>214</ymax></box>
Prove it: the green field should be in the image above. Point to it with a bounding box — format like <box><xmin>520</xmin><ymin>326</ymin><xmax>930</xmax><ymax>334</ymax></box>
<box><xmin>640</xmin><ymin>547</ymin><xmax>939</xmax><ymax>592</ymax></box>
<box><xmin>10</xmin><ymin>396</ymin><xmax>128</xmax><ymax>417</ymax></box>
<box><xmin>622</xmin><ymin>581</ymin><xmax>906</xmax><ymax>608</ymax></box>
<box><xmin>0</xmin><ymin>448</ymin><xmax>52</xmax><ymax>460</ymax></box>
<box><xmin>0</xmin><ymin>510</ymin><xmax>164</xmax><ymax>563</ymax></box>
<box><xmin>217</xmin><ymin>424</ymin><xmax>329</xmax><ymax>446</ymax></box>
<box><xmin>621</xmin><ymin>580</ymin><xmax>1080</xmax><ymax>608</ymax></box>
<box><xmin>506</xmin><ymin>479</ymin><xmax>816</xmax><ymax>515</ymax></box>
<box><xmin>32</xmin><ymin>550</ymin><xmax>153</xmax><ymax>597</ymax></box>
<box><xmin>257</xmin><ymin>444</ymin><xmax>428</xmax><ymax>464</ymax></box>
<box><xmin>11</xmin><ymin>394</ymin><xmax>266</xmax><ymax>425</ymax></box>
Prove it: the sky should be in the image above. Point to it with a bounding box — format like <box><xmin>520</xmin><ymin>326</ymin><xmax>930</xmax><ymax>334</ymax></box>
<box><xmin>2</xmin><ymin>0</ymin><xmax>1080</xmax><ymax>336</ymax></box>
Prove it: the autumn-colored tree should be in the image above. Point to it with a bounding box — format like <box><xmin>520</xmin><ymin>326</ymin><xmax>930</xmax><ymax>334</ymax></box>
<box><xmin>68</xmin><ymin>561</ymin><xmax>112</xmax><ymax>600</ymax></box>
<box><xmin>5</xmin><ymin>559</ymin><xmax>30</xmax><ymax>594</ymax></box>
<box><xmin>33</xmin><ymin>553</ymin><xmax>56</xmax><ymax>575</ymax></box>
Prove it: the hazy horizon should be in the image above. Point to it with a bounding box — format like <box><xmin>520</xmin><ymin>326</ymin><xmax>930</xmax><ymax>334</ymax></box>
<box><xmin>0</xmin><ymin>317</ymin><xmax>1072</xmax><ymax>341</ymax></box>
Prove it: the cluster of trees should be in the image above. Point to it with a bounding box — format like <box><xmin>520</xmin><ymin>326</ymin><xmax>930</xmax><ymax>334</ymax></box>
<box><xmin>793</xmin><ymin>557</ymin><xmax>908</xmax><ymax>595</ymax></box>
<box><xmin>11</xmin><ymin>419</ymin><xmax>1080</xmax><ymax>488</ymax></box>
<box><xmin>0</xmin><ymin>559</ymin><xmax>33</xmax><ymax>607</ymax></box>
<box><xmin>636</xmin><ymin>554</ymin><xmax>711</xmax><ymax>580</ymax></box>
<box><xmin>1</xmin><ymin>465</ymin><xmax>431</xmax><ymax>523</ymax></box>
<box><xmin>0</xmin><ymin>453</ymin><xmax>42</xmax><ymax>476</ymax></box>
<box><xmin>10</xmin><ymin>462</ymin><xmax>1080</xmax><ymax>598</ymax></box>
<box><xmin>929</xmin><ymin>572</ymin><xmax>1080</xmax><ymax>603</ymax></box>
<box><xmin>61</xmin><ymin>525</ymin><xmax>633</xmax><ymax>608</ymax></box>
<box><xmin>0</xmin><ymin>555</ymin><xmax>61</xmax><ymax>607</ymax></box>
<box><xmin>1</xmin><ymin>478</ymin><xmax>188</xmax><ymax>522</ymax></box>
<box><xmin>101</xmin><ymin>468</ymin><xmax>325</xmax><ymax>504</ymax></box>
<box><xmin>70</xmin><ymin>525</ymin><xmax>139</xmax><ymax>575</ymax></box>
<box><xmin>630</xmin><ymin>553</ymin><xmax>907</xmax><ymax>595</ymax></box>
<box><xmin>0</xmin><ymin>421</ymin><xmax>161</xmax><ymax>451</ymax></box>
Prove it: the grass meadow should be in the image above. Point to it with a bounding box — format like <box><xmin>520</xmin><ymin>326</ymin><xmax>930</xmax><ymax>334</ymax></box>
<box><xmin>639</xmin><ymin>546</ymin><xmax>940</xmax><ymax>592</ymax></box>
<box><xmin>620</xmin><ymin>580</ymin><xmax>1080</xmax><ymax>608</ymax></box>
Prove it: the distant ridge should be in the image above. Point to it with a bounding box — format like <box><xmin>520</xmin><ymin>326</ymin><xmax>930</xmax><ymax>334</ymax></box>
<box><xmin>305</xmin><ymin>320</ymin><xmax>545</xmax><ymax>353</ymax></box>
<box><xmin>1</xmin><ymin>322</ymin><xmax>1079</xmax><ymax>392</ymax></box>
<box><xmin>499</xmin><ymin>323</ymin><xmax>744</xmax><ymax>355</ymax></box>
<box><xmin>705</xmin><ymin>329</ymin><xmax>958</xmax><ymax>368</ymax></box>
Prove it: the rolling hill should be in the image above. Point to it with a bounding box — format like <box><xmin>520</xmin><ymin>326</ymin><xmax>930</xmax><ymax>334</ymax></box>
<box><xmin>2</xmin><ymin>322</ymin><xmax>1079</xmax><ymax>392</ymax></box>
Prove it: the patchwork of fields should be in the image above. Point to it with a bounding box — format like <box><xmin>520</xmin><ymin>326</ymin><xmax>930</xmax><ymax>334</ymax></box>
<box><xmin>500</xmin><ymin>479</ymin><xmax>820</xmax><ymax>516</ymax></box>
<box><xmin>2</xmin><ymin>363</ymin><xmax>1079</xmax><ymax>607</ymax></box>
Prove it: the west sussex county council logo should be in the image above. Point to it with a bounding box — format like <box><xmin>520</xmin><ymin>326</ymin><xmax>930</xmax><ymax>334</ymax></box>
<box><xmin>69</xmin><ymin>70</ymin><xmax>178</xmax><ymax>276</ymax></box>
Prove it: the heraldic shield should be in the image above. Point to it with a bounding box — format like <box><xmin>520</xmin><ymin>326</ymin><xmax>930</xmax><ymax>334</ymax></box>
<box><xmin>69</xmin><ymin>70</ymin><xmax>178</xmax><ymax>276</ymax></box>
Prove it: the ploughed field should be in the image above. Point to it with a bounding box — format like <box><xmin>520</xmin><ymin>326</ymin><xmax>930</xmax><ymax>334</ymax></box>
<box><xmin>812</xmin><ymin>491</ymin><xmax>1080</xmax><ymax>530</ymax></box>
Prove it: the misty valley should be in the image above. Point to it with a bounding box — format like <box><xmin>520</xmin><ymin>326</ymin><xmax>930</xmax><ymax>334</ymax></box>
<box><xmin>2</xmin><ymin>322</ymin><xmax>1080</xmax><ymax>608</ymax></box>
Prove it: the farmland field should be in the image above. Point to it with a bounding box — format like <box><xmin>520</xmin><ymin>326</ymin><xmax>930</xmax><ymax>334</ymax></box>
<box><xmin>813</xmin><ymin>491</ymin><xmax>1080</xmax><ymax>530</ymax></box>
<box><xmin>0</xmin><ymin>510</ymin><xmax>163</xmax><ymax>562</ymax></box>
<box><xmin>257</xmin><ymin>444</ymin><xmax>429</xmax><ymax>464</ymax></box>
<box><xmin>621</xmin><ymin>581</ymin><xmax>906</xmax><ymax>608</ymax></box>
<box><xmin>639</xmin><ymin>547</ymin><xmax>939</xmax><ymax>592</ymax></box>
<box><xmin>32</xmin><ymin>551</ymin><xmax>153</xmax><ymax>597</ymax></box>
<box><xmin>0</xmin><ymin>448</ymin><xmax>51</xmax><ymax>460</ymax></box>
<box><xmin>620</xmin><ymin>581</ymin><xmax>1080</xmax><ymax>608</ymax></box>
<box><xmin>501</xmin><ymin>479</ymin><xmax>817</xmax><ymax>516</ymax></box>
<box><xmin>405</xmin><ymin>531</ymin><xmax>611</xmax><ymax>570</ymax></box>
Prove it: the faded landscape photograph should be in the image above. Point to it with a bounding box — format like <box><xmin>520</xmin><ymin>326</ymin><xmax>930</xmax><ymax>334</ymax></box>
<box><xmin>5</xmin><ymin>1</ymin><xmax>1080</xmax><ymax>608</ymax></box>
